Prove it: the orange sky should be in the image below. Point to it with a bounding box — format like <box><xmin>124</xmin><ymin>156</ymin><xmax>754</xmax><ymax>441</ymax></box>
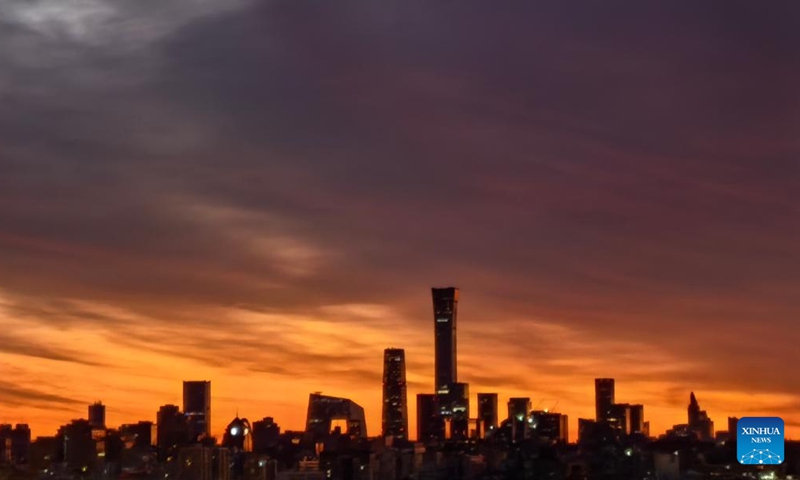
<box><xmin>1</xmin><ymin>292</ymin><xmax>797</xmax><ymax>442</ymax></box>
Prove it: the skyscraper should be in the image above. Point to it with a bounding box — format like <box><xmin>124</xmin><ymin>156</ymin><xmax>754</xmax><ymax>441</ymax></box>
<box><xmin>447</xmin><ymin>382</ymin><xmax>470</xmax><ymax>440</ymax></box>
<box><xmin>432</xmin><ymin>287</ymin><xmax>458</xmax><ymax>394</ymax></box>
<box><xmin>628</xmin><ymin>404</ymin><xmax>645</xmax><ymax>435</ymax></box>
<box><xmin>594</xmin><ymin>378</ymin><xmax>615</xmax><ymax>423</ymax></box>
<box><xmin>477</xmin><ymin>393</ymin><xmax>499</xmax><ymax>438</ymax></box>
<box><xmin>508</xmin><ymin>397</ymin><xmax>532</xmax><ymax>443</ymax></box>
<box><xmin>688</xmin><ymin>392</ymin><xmax>714</xmax><ymax>440</ymax></box>
<box><xmin>88</xmin><ymin>402</ymin><xmax>106</xmax><ymax>429</ymax></box>
<box><xmin>416</xmin><ymin>394</ymin><xmax>444</xmax><ymax>442</ymax></box>
<box><xmin>382</xmin><ymin>348</ymin><xmax>409</xmax><ymax>439</ymax></box>
<box><xmin>183</xmin><ymin>381</ymin><xmax>211</xmax><ymax>441</ymax></box>
<box><xmin>157</xmin><ymin>404</ymin><xmax>190</xmax><ymax>461</ymax></box>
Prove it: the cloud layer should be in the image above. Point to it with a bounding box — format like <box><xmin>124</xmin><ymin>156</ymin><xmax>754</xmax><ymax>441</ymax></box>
<box><xmin>0</xmin><ymin>0</ymin><xmax>798</xmax><ymax>440</ymax></box>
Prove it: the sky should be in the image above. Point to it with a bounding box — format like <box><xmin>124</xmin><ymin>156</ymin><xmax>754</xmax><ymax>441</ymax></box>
<box><xmin>0</xmin><ymin>0</ymin><xmax>799</xmax><ymax>442</ymax></box>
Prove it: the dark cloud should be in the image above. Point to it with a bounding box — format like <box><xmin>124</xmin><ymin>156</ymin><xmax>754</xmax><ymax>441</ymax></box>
<box><xmin>0</xmin><ymin>0</ymin><xmax>799</xmax><ymax>436</ymax></box>
<box><xmin>0</xmin><ymin>381</ymin><xmax>82</xmax><ymax>408</ymax></box>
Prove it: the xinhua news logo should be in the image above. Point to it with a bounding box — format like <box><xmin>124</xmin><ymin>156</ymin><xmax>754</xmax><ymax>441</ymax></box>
<box><xmin>737</xmin><ymin>417</ymin><xmax>784</xmax><ymax>465</ymax></box>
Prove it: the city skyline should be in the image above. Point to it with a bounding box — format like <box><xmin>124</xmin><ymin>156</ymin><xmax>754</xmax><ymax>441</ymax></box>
<box><xmin>1</xmin><ymin>0</ymin><xmax>798</xmax><ymax>455</ymax></box>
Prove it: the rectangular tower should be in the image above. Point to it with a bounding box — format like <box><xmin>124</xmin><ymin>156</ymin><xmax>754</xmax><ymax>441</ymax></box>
<box><xmin>382</xmin><ymin>348</ymin><xmax>409</xmax><ymax>439</ymax></box>
<box><xmin>508</xmin><ymin>397</ymin><xmax>532</xmax><ymax>443</ymax></box>
<box><xmin>432</xmin><ymin>287</ymin><xmax>458</xmax><ymax>394</ymax></box>
<box><xmin>416</xmin><ymin>394</ymin><xmax>444</xmax><ymax>442</ymax></box>
<box><xmin>594</xmin><ymin>378</ymin><xmax>615</xmax><ymax>423</ymax></box>
<box><xmin>183</xmin><ymin>381</ymin><xmax>211</xmax><ymax>441</ymax></box>
<box><xmin>88</xmin><ymin>402</ymin><xmax>106</xmax><ymax>430</ymax></box>
<box><xmin>477</xmin><ymin>393</ymin><xmax>499</xmax><ymax>438</ymax></box>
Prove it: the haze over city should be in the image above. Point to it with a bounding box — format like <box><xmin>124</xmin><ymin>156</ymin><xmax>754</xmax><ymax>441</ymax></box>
<box><xmin>0</xmin><ymin>0</ymin><xmax>798</xmax><ymax>446</ymax></box>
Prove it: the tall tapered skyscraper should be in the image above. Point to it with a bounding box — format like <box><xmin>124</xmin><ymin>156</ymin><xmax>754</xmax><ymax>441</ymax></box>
<box><xmin>432</xmin><ymin>287</ymin><xmax>458</xmax><ymax>394</ymax></box>
<box><xmin>183</xmin><ymin>381</ymin><xmax>211</xmax><ymax>441</ymax></box>
<box><xmin>382</xmin><ymin>348</ymin><xmax>408</xmax><ymax>439</ymax></box>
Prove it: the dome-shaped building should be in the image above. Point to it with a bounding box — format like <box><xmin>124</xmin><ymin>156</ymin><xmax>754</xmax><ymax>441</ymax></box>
<box><xmin>222</xmin><ymin>416</ymin><xmax>252</xmax><ymax>452</ymax></box>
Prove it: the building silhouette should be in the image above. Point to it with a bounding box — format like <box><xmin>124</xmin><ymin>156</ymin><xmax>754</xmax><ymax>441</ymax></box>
<box><xmin>416</xmin><ymin>394</ymin><xmax>443</xmax><ymax>442</ymax></box>
<box><xmin>382</xmin><ymin>348</ymin><xmax>409</xmax><ymax>440</ymax></box>
<box><xmin>628</xmin><ymin>404</ymin><xmax>645</xmax><ymax>435</ymax></box>
<box><xmin>88</xmin><ymin>401</ymin><xmax>106</xmax><ymax>430</ymax></box>
<box><xmin>222</xmin><ymin>416</ymin><xmax>252</xmax><ymax>451</ymax></box>
<box><xmin>10</xmin><ymin>424</ymin><xmax>31</xmax><ymax>465</ymax></box>
<box><xmin>477</xmin><ymin>393</ymin><xmax>499</xmax><ymax>438</ymax></box>
<box><xmin>305</xmin><ymin>393</ymin><xmax>367</xmax><ymax>441</ymax></box>
<box><xmin>688</xmin><ymin>392</ymin><xmax>714</xmax><ymax>441</ymax></box>
<box><xmin>157</xmin><ymin>404</ymin><xmax>190</xmax><ymax>462</ymax></box>
<box><xmin>595</xmin><ymin>378</ymin><xmax>615</xmax><ymax>423</ymax></box>
<box><xmin>432</xmin><ymin>287</ymin><xmax>459</xmax><ymax>395</ymax></box>
<box><xmin>183</xmin><ymin>381</ymin><xmax>211</xmax><ymax>442</ymax></box>
<box><xmin>531</xmin><ymin>411</ymin><xmax>569</xmax><ymax>444</ymax></box>
<box><xmin>251</xmin><ymin>417</ymin><xmax>280</xmax><ymax>454</ymax></box>
<box><xmin>508</xmin><ymin>397</ymin><xmax>532</xmax><ymax>443</ymax></box>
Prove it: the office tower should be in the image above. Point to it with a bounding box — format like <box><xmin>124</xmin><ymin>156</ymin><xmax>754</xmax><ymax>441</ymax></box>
<box><xmin>252</xmin><ymin>417</ymin><xmax>281</xmax><ymax>454</ymax></box>
<box><xmin>305</xmin><ymin>393</ymin><xmax>367</xmax><ymax>440</ymax></box>
<box><xmin>29</xmin><ymin>436</ymin><xmax>58</xmax><ymax>474</ymax></box>
<box><xmin>728</xmin><ymin>417</ymin><xmax>739</xmax><ymax>437</ymax></box>
<box><xmin>119</xmin><ymin>422</ymin><xmax>153</xmax><ymax>450</ymax></box>
<box><xmin>382</xmin><ymin>348</ymin><xmax>409</xmax><ymax>439</ymax></box>
<box><xmin>608</xmin><ymin>403</ymin><xmax>632</xmax><ymax>435</ymax></box>
<box><xmin>628</xmin><ymin>404</ymin><xmax>645</xmax><ymax>435</ymax></box>
<box><xmin>508</xmin><ymin>397</ymin><xmax>532</xmax><ymax>443</ymax></box>
<box><xmin>0</xmin><ymin>425</ymin><xmax>11</xmax><ymax>462</ymax></box>
<box><xmin>447</xmin><ymin>382</ymin><xmax>470</xmax><ymax>440</ymax></box>
<box><xmin>88</xmin><ymin>401</ymin><xmax>106</xmax><ymax>429</ymax></box>
<box><xmin>432</xmin><ymin>287</ymin><xmax>459</xmax><ymax>394</ymax></box>
<box><xmin>178</xmin><ymin>445</ymin><xmax>213</xmax><ymax>480</ymax></box>
<box><xmin>531</xmin><ymin>411</ymin><xmax>569</xmax><ymax>444</ymax></box>
<box><xmin>157</xmin><ymin>404</ymin><xmax>190</xmax><ymax>461</ymax></box>
<box><xmin>11</xmin><ymin>424</ymin><xmax>31</xmax><ymax>464</ymax></box>
<box><xmin>416</xmin><ymin>394</ymin><xmax>444</xmax><ymax>442</ymax></box>
<box><xmin>57</xmin><ymin>420</ymin><xmax>96</xmax><ymax>474</ymax></box>
<box><xmin>477</xmin><ymin>393</ymin><xmax>499</xmax><ymax>438</ymax></box>
<box><xmin>594</xmin><ymin>378</ymin><xmax>615</xmax><ymax>423</ymax></box>
<box><xmin>184</xmin><ymin>381</ymin><xmax>211</xmax><ymax>441</ymax></box>
<box><xmin>687</xmin><ymin>392</ymin><xmax>714</xmax><ymax>440</ymax></box>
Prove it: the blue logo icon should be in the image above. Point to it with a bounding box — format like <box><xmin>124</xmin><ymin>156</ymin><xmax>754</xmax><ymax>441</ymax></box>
<box><xmin>737</xmin><ymin>417</ymin><xmax>784</xmax><ymax>465</ymax></box>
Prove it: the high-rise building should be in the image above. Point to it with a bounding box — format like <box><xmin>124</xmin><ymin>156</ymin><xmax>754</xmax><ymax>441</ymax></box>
<box><xmin>222</xmin><ymin>417</ymin><xmax>252</xmax><ymax>452</ymax></box>
<box><xmin>305</xmin><ymin>393</ymin><xmax>367</xmax><ymax>440</ymax></box>
<box><xmin>118</xmin><ymin>421</ymin><xmax>153</xmax><ymax>450</ymax></box>
<box><xmin>252</xmin><ymin>417</ymin><xmax>280</xmax><ymax>454</ymax></box>
<box><xmin>10</xmin><ymin>424</ymin><xmax>31</xmax><ymax>465</ymax></box>
<box><xmin>508</xmin><ymin>398</ymin><xmax>532</xmax><ymax>443</ymax></box>
<box><xmin>432</xmin><ymin>287</ymin><xmax>458</xmax><ymax>394</ymax></box>
<box><xmin>628</xmin><ymin>404</ymin><xmax>645</xmax><ymax>435</ymax></box>
<box><xmin>595</xmin><ymin>378</ymin><xmax>615</xmax><ymax>423</ymax></box>
<box><xmin>446</xmin><ymin>382</ymin><xmax>470</xmax><ymax>440</ymax></box>
<box><xmin>57</xmin><ymin>419</ymin><xmax>96</xmax><ymax>473</ymax></box>
<box><xmin>382</xmin><ymin>348</ymin><xmax>409</xmax><ymax>439</ymax></box>
<box><xmin>183</xmin><ymin>381</ymin><xmax>211</xmax><ymax>441</ymax></box>
<box><xmin>531</xmin><ymin>411</ymin><xmax>568</xmax><ymax>444</ymax></box>
<box><xmin>178</xmin><ymin>445</ymin><xmax>230</xmax><ymax>480</ymax></box>
<box><xmin>416</xmin><ymin>394</ymin><xmax>444</xmax><ymax>442</ymax></box>
<box><xmin>157</xmin><ymin>404</ymin><xmax>190</xmax><ymax>462</ymax></box>
<box><xmin>88</xmin><ymin>402</ymin><xmax>106</xmax><ymax>429</ymax></box>
<box><xmin>477</xmin><ymin>393</ymin><xmax>499</xmax><ymax>438</ymax></box>
<box><xmin>687</xmin><ymin>392</ymin><xmax>714</xmax><ymax>441</ymax></box>
<box><xmin>608</xmin><ymin>403</ymin><xmax>631</xmax><ymax>435</ymax></box>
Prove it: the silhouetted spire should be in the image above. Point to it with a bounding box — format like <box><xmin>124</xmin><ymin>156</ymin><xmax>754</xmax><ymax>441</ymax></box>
<box><xmin>689</xmin><ymin>392</ymin><xmax>698</xmax><ymax>406</ymax></box>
